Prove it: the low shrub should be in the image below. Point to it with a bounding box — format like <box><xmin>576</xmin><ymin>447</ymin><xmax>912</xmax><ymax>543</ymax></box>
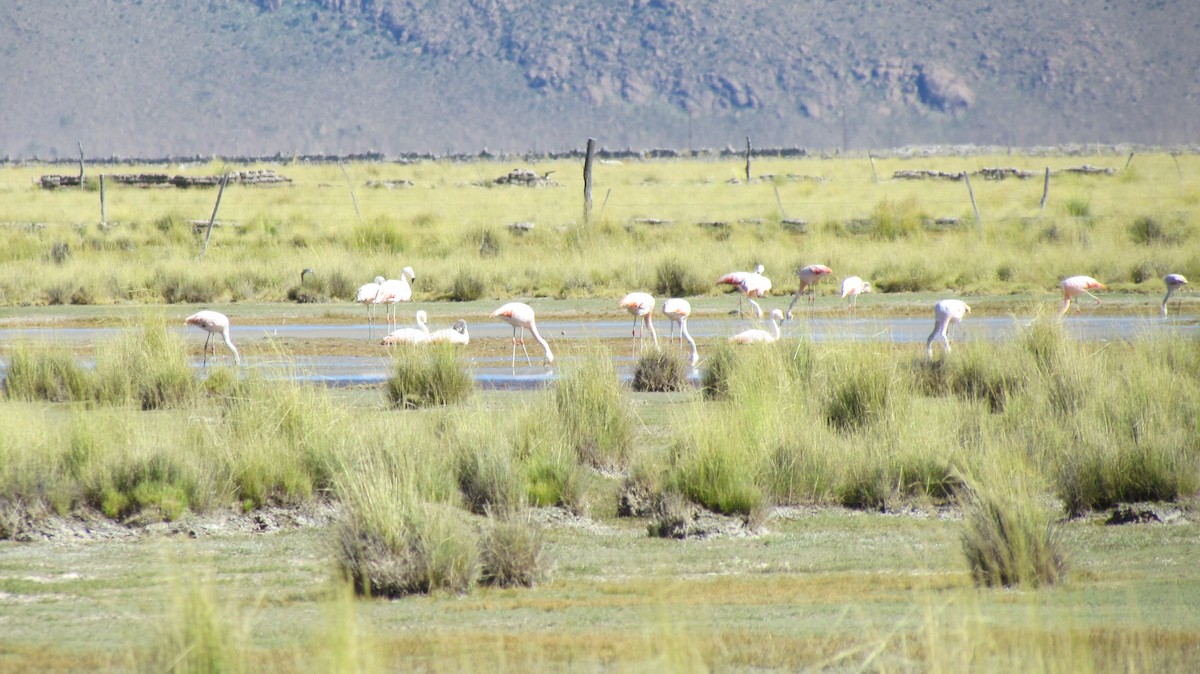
<box><xmin>654</xmin><ymin>258</ymin><xmax>707</xmax><ymax>297</ymax></box>
<box><xmin>449</xmin><ymin>269</ymin><xmax>486</xmax><ymax>302</ymax></box>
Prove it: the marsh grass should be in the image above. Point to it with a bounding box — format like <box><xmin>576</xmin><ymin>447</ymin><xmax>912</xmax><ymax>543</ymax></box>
<box><xmin>455</xmin><ymin>435</ymin><xmax>526</xmax><ymax>516</ymax></box>
<box><xmin>479</xmin><ymin>512</ymin><xmax>549</xmax><ymax>588</ymax></box>
<box><xmin>960</xmin><ymin>479</ymin><xmax>1068</xmax><ymax>588</ymax></box>
<box><xmin>631</xmin><ymin>348</ymin><xmax>690</xmax><ymax>392</ymax></box>
<box><xmin>385</xmin><ymin>345</ymin><xmax>473</xmax><ymax>409</ymax></box>
<box><xmin>145</xmin><ymin>572</ymin><xmax>248</xmax><ymax>674</ymax></box>
<box><xmin>3</xmin><ymin>341</ymin><xmax>96</xmax><ymax>402</ymax></box>
<box><xmin>554</xmin><ymin>350</ymin><xmax>634</xmax><ymax>469</ymax></box>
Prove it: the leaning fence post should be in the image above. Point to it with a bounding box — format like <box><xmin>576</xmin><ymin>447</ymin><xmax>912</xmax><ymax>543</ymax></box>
<box><xmin>868</xmin><ymin>153</ymin><xmax>878</xmax><ymax>183</ymax></box>
<box><xmin>339</xmin><ymin>162</ymin><xmax>361</xmax><ymax>220</ymax></box>
<box><xmin>199</xmin><ymin>173</ymin><xmax>229</xmax><ymax>260</ymax></box>
<box><xmin>1039</xmin><ymin>167</ymin><xmax>1050</xmax><ymax>213</ymax></box>
<box><xmin>963</xmin><ymin>171</ymin><xmax>982</xmax><ymax>230</ymax></box>
<box><xmin>77</xmin><ymin>141</ymin><xmax>85</xmax><ymax>190</ymax></box>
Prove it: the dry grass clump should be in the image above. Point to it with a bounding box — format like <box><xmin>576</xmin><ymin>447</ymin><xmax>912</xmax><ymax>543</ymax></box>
<box><xmin>479</xmin><ymin>513</ymin><xmax>549</xmax><ymax>588</ymax></box>
<box><xmin>143</xmin><ymin>574</ymin><xmax>249</xmax><ymax>674</ymax></box>
<box><xmin>3</xmin><ymin>342</ymin><xmax>95</xmax><ymax>402</ymax></box>
<box><xmin>961</xmin><ymin>481</ymin><xmax>1067</xmax><ymax>588</ymax></box>
<box><xmin>631</xmin><ymin>348</ymin><xmax>691</xmax><ymax>392</ymax></box>
<box><xmin>554</xmin><ymin>351</ymin><xmax>634</xmax><ymax>469</ymax></box>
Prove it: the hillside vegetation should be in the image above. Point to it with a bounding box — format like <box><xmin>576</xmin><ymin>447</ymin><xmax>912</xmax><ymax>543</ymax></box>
<box><xmin>1</xmin><ymin>0</ymin><xmax>1198</xmax><ymax>157</ymax></box>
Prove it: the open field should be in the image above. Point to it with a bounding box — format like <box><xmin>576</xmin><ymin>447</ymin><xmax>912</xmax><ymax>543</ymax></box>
<box><xmin>2</xmin><ymin>150</ymin><xmax>1199</xmax><ymax>671</ymax></box>
<box><xmin>0</xmin><ymin>151</ymin><xmax>1197</xmax><ymax>310</ymax></box>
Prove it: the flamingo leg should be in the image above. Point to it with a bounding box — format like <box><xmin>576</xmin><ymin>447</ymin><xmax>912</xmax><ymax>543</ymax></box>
<box><xmin>518</xmin><ymin>328</ymin><xmax>532</xmax><ymax>366</ymax></box>
<box><xmin>202</xmin><ymin>333</ymin><xmax>213</xmax><ymax>367</ymax></box>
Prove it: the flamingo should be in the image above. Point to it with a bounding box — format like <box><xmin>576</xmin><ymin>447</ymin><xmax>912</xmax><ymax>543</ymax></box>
<box><xmin>374</xmin><ymin>266</ymin><xmax>416</xmax><ymax>332</ymax></box>
<box><xmin>380</xmin><ymin>310</ymin><xmax>431</xmax><ymax>345</ymax></box>
<box><xmin>355</xmin><ymin>275</ymin><xmax>385</xmax><ymax>338</ymax></box>
<box><xmin>1162</xmin><ymin>274</ymin><xmax>1188</xmax><ymax>317</ymax></box>
<box><xmin>661</xmin><ymin>298</ymin><xmax>698</xmax><ymax>366</ymax></box>
<box><xmin>491</xmin><ymin>302</ymin><xmax>554</xmax><ymax>367</ymax></box>
<box><xmin>840</xmin><ymin>276</ymin><xmax>872</xmax><ymax>311</ymax></box>
<box><xmin>427</xmin><ymin>319</ymin><xmax>470</xmax><ymax>345</ymax></box>
<box><xmin>716</xmin><ymin>264</ymin><xmax>772</xmax><ymax>318</ymax></box>
<box><xmin>185</xmin><ymin>310</ymin><xmax>240</xmax><ymax>366</ymax></box>
<box><xmin>786</xmin><ymin>264</ymin><xmax>834</xmax><ymax>318</ymax></box>
<box><xmin>926</xmin><ymin>299</ymin><xmax>971</xmax><ymax>359</ymax></box>
<box><xmin>729</xmin><ymin>309</ymin><xmax>784</xmax><ymax>345</ymax></box>
<box><xmin>1058</xmin><ymin>275</ymin><xmax>1105</xmax><ymax>317</ymax></box>
<box><xmin>619</xmin><ymin>292</ymin><xmax>658</xmax><ymax>353</ymax></box>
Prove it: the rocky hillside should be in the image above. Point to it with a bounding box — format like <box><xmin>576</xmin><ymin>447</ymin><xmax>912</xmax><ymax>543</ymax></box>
<box><xmin>2</xmin><ymin>0</ymin><xmax>1197</xmax><ymax>157</ymax></box>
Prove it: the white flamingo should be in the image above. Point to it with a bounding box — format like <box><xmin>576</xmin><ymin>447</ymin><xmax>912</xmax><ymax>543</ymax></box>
<box><xmin>729</xmin><ymin>309</ymin><xmax>784</xmax><ymax>345</ymax></box>
<box><xmin>375</xmin><ymin>266</ymin><xmax>416</xmax><ymax>332</ymax></box>
<box><xmin>380</xmin><ymin>310</ymin><xmax>430</xmax><ymax>345</ymax></box>
<box><xmin>1162</xmin><ymin>274</ymin><xmax>1188</xmax><ymax>317</ymax></box>
<box><xmin>662</xmin><ymin>298</ymin><xmax>698</xmax><ymax>366</ymax></box>
<box><xmin>355</xmin><ymin>275</ymin><xmax>385</xmax><ymax>338</ymax></box>
<box><xmin>840</xmin><ymin>276</ymin><xmax>872</xmax><ymax>311</ymax></box>
<box><xmin>926</xmin><ymin>299</ymin><xmax>971</xmax><ymax>359</ymax></box>
<box><xmin>185</xmin><ymin>310</ymin><xmax>240</xmax><ymax>366</ymax></box>
<box><xmin>492</xmin><ymin>302</ymin><xmax>554</xmax><ymax>367</ymax></box>
<box><xmin>427</xmin><ymin>319</ymin><xmax>470</xmax><ymax>345</ymax></box>
<box><xmin>620</xmin><ymin>292</ymin><xmax>658</xmax><ymax>354</ymax></box>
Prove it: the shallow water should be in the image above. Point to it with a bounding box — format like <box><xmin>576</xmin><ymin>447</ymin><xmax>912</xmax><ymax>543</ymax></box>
<box><xmin>1</xmin><ymin>314</ymin><xmax>1194</xmax><ymax>390</ymax></box>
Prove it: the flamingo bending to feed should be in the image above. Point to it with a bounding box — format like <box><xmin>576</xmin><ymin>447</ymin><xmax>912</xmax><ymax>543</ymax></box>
<box><xmin>374</xmin><ymin>266</ymin><xmax>416</xmax><ymax>331</ymax></box>
<box><xmin>380</xmin><ymin>310</ymin><xmax>431</xmax><ymax>345</ymax></box>
<box><xmin>926</xmin><ymin>299</ymin><xmax>971</xmax><ymax>359</ymax></box>
<box><xmin>620</xmin><ymin>292</ymin><xmax>658</xmax><ymax>353</ymax></box>
<box><xmin>1162</xmin><ymin>274</ymin><xmax>1188</xmax><ymax>317</ymax></box>
<box><xmin>492</xmin><ymin>302</ymin><xmax>554</xmax><ymax>367</ymax></box>
<box><xmin>840</xmin><ymin>276</ymin><xmax>872</xmax><ymax>311</ymax></box>
<box><xmin>716</xmin><ymin>264</ymin><xmax>772</xmax><ymax>318</ymax></box>
<box><xmin>661</xmin><ymin>298</ymin><xmax>698</xmax><ymax>366</ymax></box>
<box><xmin>427</xmin><ymin>319</ymin><xmax>470</xmax><ymax>345</ymax></box>
<box><xmin>355</xmin><ymin>275</ymin><xmax>386</xmax><ymax>338</ymax></box>
<box><xmin>729</xmin><ymin>309</ymin><xmax>784</xmax><ymax>345</ymax></box>
<box><xmin>185</xmin><ymin>310</ymin><xmax>240</xmax><ymax>366</ymax></box>
<box><xmin>786</xmin><ymin>264</ymin><xmax>834</xmax><ymax>318</ymax></box>
<box><xmin>1058</xmin><ymin>275</ymin><xmax>1105</xmax><ymax>316</ymax></box>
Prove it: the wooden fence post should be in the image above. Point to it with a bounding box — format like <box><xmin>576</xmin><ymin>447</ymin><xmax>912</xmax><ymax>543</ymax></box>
<box><xmin>99</xmin><ymin>174</ymin><xmax>107</xmax><ymax>226</ymax></box>
<box><xmin>77</xmin><ymin>141</ymin><xmax>85</xmax><ymax>190</ymax></box>
<box><xmin>338</xmin><ymin>162</ymin><xmax>361</xmax><ymax>220</ymax></box>
<box><xmin>745</xmin><ymin>136</ymin><xmax>751</xmax><ymax>184</ymax></box>
<box><xmin>583</xmin><ymin>138</ymin><xmax>596</xmax><ymax>224</ymax></box>
<box><xmin>963</xmin><ymin>172</ymin><xmax>982</xmax><ymax>230</ymax></box>
<box><xmin>199</xmin><ymin>173</ymin><xmax>229</xmax><ymax>260</ymax></box>
<box><xmin>868</xmin><ymin>153</ymin><xmax>878</xmax><ymax>183</ymax></box>
<box><xmin>1039</xmin><ymin>167</ymin><xmax>1050</xmax><ymax>213</ymax></box>
<box><xmin>1123</xmin><ymin>152</ymin><xmax>1135</xmax><ymax>171</ymax></box>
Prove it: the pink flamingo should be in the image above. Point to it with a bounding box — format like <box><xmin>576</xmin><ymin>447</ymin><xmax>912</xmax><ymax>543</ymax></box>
<box><xmin>1058</xmin><ymin>276</ymin><xmax>1105</xmax><ymax>317</ymax></box>
<box><xmin>185</xmin><ymin>310</ymin><xmax>240</xmax><ymax>366</ymax></box>
<box><xmin>1162</xmin><ymin>274</ymin><xmax>1188</xmax><ymax>317</ymax></box>
<box><xmin>374</xmin><ymin>266</ymin><xmax>416</xmax><ymax>332</ymax></box>
<box><xmin>661</xmin><ymin>297</ymin><xmax>698</xmax><ymax>366</ymax></box>
<box><xmin>926</xmin><ymin>299</ymin><xmax>970</xmax><ymax>359</ymax></box>
<box><xmin>620</xmin><ymin>292</ymin><xmax>658</xmax><ymax>353</ymax></box>
<box><xmin>840</xmin><ymin>276</ymin><xmax>872</xmax><ymax>311</ymax></box>
<box><xmin>491</xmin><ymin>302</ymin><xmax>554</xmax><ymax>367</ymax></box>
<box><xmin>716</xmin><ymin>264</ymin><xmax>772</xmax><ymax>318</ymax></box>
<box><xmin>729</xmin><ymin>309</ymin><xmax>784</xmax><ymax>345</ymax></box>
<box><xmin>355</xmin><ymin>275</ymin><xmax>386</xmax><ymax>338</ymax></box>
<box><xmin>786</xmin><ymin>264</ymin><xmax>834</xmax><ymax>318</ymax></box>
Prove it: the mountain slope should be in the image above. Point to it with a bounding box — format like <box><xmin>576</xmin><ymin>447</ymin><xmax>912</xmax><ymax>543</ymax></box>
<box><xmin>2</xmin><ymin>0</ymin><xmax>1197</xmax><ymax>157</ymax></box>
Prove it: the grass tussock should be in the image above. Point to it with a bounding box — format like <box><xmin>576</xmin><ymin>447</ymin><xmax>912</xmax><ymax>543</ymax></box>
<box><xmin>631</xmin><ymin>348</ymin><xmax>691</xmax><ymax>392</ymax></box>
<box><xmin>479</xmin><ymin>512</ymin><xmax>549</xmax><ymax>588</ymax></box>
<box><xmin>961</xmin><ymin>480</ymin><xmax>1068</xmax><ymax>588</ymax></box>
<box><xmin>4</xmin><ymin>342</ymin><xmax>95</xmax><ymax>402</ymax></box>
<box><xmin>554</xmin><ymin>351</ymin><xmax>634</xmax><ymax>470</ymax></box>
<box><xmin>385</xmin><ymin>345</ymin><xmax>473</xmax><ymax>409</ymax></box>
<box><xmin>145</xmin><ymin>573</ymin><xmax>248</xmax><ymax>674</ymax></box>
